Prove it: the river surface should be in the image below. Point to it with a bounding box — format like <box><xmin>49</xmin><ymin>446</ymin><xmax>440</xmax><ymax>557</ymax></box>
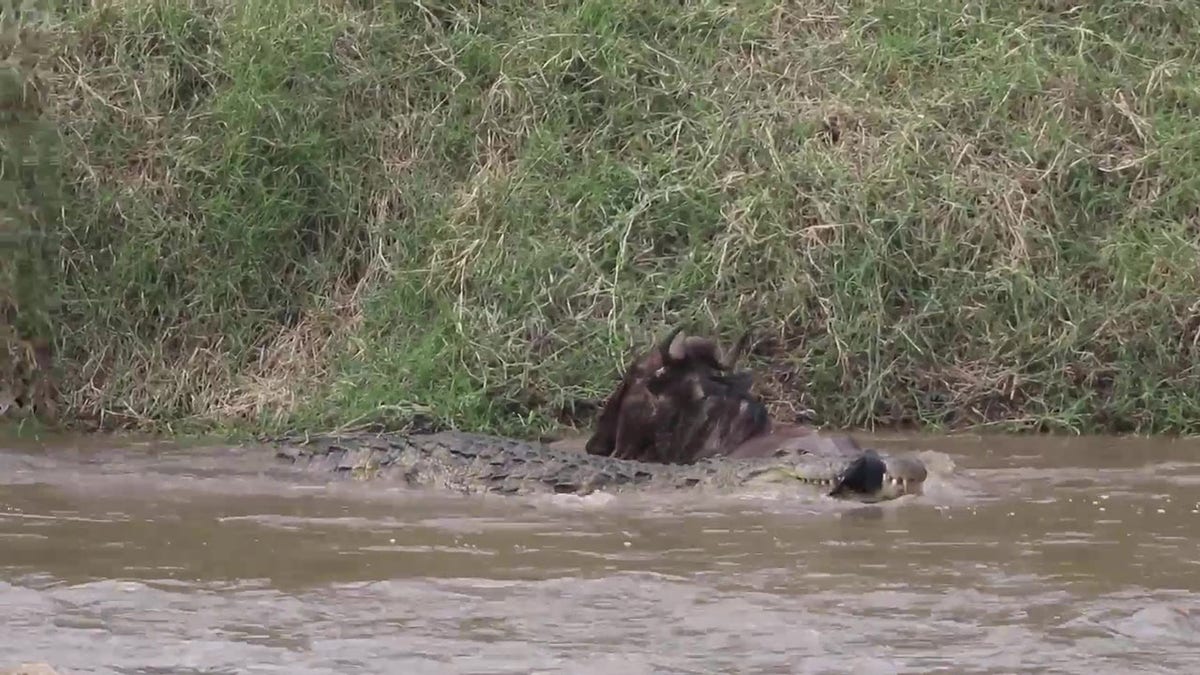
<box><xmin>1</xmin><ymin>431</ymin><xmax>1198</xmax><ymax>674</ymax></box>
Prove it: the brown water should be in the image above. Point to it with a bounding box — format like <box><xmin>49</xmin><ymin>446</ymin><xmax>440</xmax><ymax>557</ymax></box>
<box><xmin>1</xmin><ymin>432</ymin><xmax>1198</xmax><ymax>674</ymax></box>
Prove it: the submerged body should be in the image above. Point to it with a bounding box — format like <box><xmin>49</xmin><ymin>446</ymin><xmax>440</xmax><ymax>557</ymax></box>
<box><xmin>268</xmin><ymin>430</ymin><xmax>928</xmax><ymax>502</ymax></box>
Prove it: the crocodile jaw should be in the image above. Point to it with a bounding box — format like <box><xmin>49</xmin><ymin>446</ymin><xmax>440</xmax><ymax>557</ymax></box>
<box><xmin>742</xmin><ymin>458</ymin><xmax>926</xmax><ymax>503</ymax></box>
<box><xmin>862</xmin><ymin>472</ymin><xmax>924</xmax><ymax>501</ymax></box>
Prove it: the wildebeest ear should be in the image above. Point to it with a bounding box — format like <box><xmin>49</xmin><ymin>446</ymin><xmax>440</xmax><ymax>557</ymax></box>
<box><xmin>584</xmin><ymin>374</ymin><xmax>633</xmax><ymax>455</ymax></box>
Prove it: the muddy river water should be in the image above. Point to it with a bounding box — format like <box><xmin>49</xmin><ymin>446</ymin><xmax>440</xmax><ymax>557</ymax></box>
<box><xmin>1</xmin><ymin>432</ymin><xmax>1198</xmax><ymax>674</ymax></box>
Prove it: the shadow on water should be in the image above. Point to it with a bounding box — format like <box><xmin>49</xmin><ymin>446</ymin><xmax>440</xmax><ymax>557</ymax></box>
<box><xmin>1</xmin><ymin>430</ymin><xmax>1199</xmax><ymax>674</ymax></box>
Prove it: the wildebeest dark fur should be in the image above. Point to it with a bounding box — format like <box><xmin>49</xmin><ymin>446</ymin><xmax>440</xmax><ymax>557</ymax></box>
<box><xmin>583</xmin><ymin>327</ymin><xmax>752</xmax><ymax>462</ymax></box>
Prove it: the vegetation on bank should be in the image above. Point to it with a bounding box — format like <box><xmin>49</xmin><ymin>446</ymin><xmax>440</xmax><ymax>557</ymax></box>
<box><xmin>4</xmin><ymin>0</ymin><xmax>1200</xmax><ymax>438</ymax></box>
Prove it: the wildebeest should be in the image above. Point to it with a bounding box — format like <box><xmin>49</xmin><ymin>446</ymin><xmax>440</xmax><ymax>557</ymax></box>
<box><xmin>586</xmin><ymin>326</ymin><xmax>871</xmax><ymax>464</ymax></box>
<box><xmin>583</xmin><ymin>326</ymin><xmax>753</xmax><ymax>463</ymax></box>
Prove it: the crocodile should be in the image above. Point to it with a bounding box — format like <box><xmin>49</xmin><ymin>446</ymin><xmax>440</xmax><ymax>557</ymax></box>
<box><xmin>267</xmin><ymin>429</ymin><xmax>928</xmax><ymax>503</ymax></box>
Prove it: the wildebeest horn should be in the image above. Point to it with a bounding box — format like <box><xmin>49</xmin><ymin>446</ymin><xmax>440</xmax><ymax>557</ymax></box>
<box><xmin>678</xmin><ymin>330</ymin><xmax>753</xmax><ymax>370</ymax></box>
<box><xmin>718</xmin><ymin>330</ymin><xmax>753</xmax><ymax>370</ymax></box>
<box><xmin>659</xmin><ymin>326</ymin><xmax>689</xmax><ymax>362</ymax></box>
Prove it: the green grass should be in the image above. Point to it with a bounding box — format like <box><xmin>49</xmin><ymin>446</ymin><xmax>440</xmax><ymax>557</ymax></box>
<box><xmin>5</xmin><ymin>0</ymin><xmax>1200</xmax><ymax>438</ymax></box>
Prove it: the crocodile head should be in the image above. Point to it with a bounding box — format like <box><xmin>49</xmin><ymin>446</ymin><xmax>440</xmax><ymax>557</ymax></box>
<box><xmin>743</xmin><ymin>448</ymin><xmax>928</xmax><ymax>502</ymax></box>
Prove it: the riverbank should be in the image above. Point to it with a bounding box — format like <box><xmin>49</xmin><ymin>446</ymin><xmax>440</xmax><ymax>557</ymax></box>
<box><xmin>5</xmin><ymin>0</ymin><xmax>1200</xmax><ymax>438</ymax></box>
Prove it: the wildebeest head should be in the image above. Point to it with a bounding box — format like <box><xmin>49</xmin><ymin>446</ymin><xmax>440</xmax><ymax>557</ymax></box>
<box><xmin>584</xmin><ymin>326</ymin><xmax>765</xmax><ymax>463</ymax></box>
<box><xmin>643</xmin><ymin>346</ymin><xmax>773</xmax><ymax>464</ymax></box>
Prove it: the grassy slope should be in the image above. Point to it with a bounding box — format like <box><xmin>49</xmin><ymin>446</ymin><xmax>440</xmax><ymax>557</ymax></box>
<box><xmin>5</xmin><ymin>0</ymin><xmax>1200</xmax><ymax>438</ymax></box>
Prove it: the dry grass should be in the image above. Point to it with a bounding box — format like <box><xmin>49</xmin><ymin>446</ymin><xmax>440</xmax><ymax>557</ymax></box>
<box><xmin>5</xmin><ymin>0</ymin><xmax>1200</xmax><ymax>437</ymax></box>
